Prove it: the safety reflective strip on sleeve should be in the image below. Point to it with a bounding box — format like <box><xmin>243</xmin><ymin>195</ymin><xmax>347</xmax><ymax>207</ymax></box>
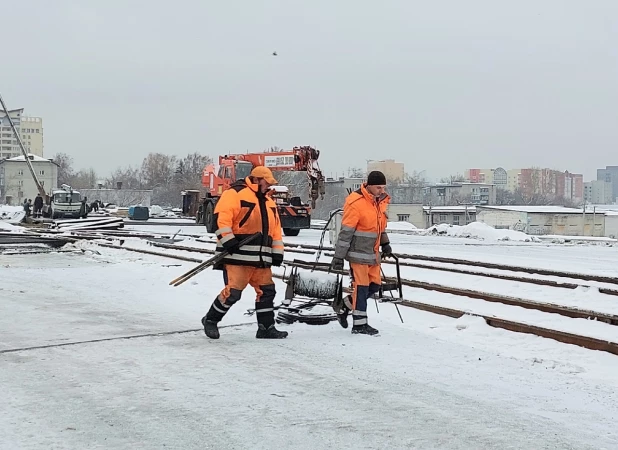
<box><xmin>347</xmin><ymin>251</ymin><xmax>377</xmax><ymax>264</ymax></box>
<box><xmin>215</xmin><ymin>227</ymin><xmax>233</xmax><ymax>238</ymax></box>
<box><xmin>353</xmin><ymin>230</ymin><xmax>378</xmax><ymax>238</ymax></box>
<box><xmin>219</xmin><ymin>233</ymin><xmax>235</xmax><ymax>244</ymax></box>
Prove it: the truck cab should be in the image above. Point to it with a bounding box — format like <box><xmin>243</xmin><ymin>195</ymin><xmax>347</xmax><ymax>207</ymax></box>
<box><xmin>49</xmin><ymin>185</ymin><xmax>85</xmax><ymax>219</ymax></box>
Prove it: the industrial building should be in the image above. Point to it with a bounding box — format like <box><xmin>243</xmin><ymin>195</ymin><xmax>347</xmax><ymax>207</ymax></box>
<box><xmin>476</xmin><ymin>205</ymin><xmax>607</xmax><ymax>237</ymax></box>
<box><xmin>423</xmin><ymin>183</ymin><xmax>496</xmax><ymax>206</ymax></box>
<box><xmin>387</xmin><ymin>204</ymin><xmax>477</xmax><ymax>229</ymax></box>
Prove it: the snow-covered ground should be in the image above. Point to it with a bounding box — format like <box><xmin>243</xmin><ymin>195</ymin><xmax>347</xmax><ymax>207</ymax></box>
<box><xmin>2</xmin><ymin>224</ymin><xmax>618</xmax><ymax>449</ymax></box>
<box><xmin>0</xmin><ymin>204</ymin><xmax>25</xmax><ymax>225</ymax></box>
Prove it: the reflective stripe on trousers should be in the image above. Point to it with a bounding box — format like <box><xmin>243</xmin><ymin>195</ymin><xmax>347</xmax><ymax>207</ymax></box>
<box><xmin>350</xmin><ymin>262</ymin><xmax>382</xmax><ymax>326</ymax></box>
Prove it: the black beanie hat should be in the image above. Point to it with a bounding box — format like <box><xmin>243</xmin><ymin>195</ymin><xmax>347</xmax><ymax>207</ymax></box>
<box><xmin>367</xmin><ymin>171</ymin><xmax>386</xmax><ymax>186</ymax></box>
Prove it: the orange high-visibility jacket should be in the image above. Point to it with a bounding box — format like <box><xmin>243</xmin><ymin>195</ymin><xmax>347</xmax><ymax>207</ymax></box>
<box><xmin>214</xmin><ymin>177</ymin><xmax>284</xmax><ymax>268</ymax></box>
<box><xmin>333</xmin><ymin>184</ymin><xmax>390</xmax><ymax>266</ymax></box>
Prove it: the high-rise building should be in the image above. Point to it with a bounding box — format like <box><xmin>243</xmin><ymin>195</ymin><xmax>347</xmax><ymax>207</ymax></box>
<box><xmin>519</xmin><ymin>168</ymin><xmax>583</xmax><ymax>203</ymax></box>
<box><xmin>467</xmin><ymin>167</ymin><xmax>583</xmax><ymax>202</ymax></box>
<box><xmin>366</xmin><ymin>159</ymin><xmax>405</xmax><ymax>182</ymax></box>
<box><xmin>0</xmin><ymin>109</ymin><xmax>44</xmax><ymax>159</ymax></box>
<box><xmin>597</xmin><ymin>166</ymin><xmax>618</xmax><ymax>202</ymax></box>
<box><xmin>0</xmin><ymin>108</ymin><xmax>23</xmax><ymax>160</ymax></box>
<box><xmin>464</xmin><ymin>167</ymin><xmax>511</xmax><ymax>190</ymax></box>
<box><xmin>585</xmin><ymin>180</ymin><xmax>614</xmax><ymax>204</ymax></box>
<box><xmin>19</xmin><ymin>116</ymin><xmax>44</xmax><ymax>157</ymax></box>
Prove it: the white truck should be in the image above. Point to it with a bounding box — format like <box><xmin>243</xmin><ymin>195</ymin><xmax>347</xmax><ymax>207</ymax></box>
<box><xmin>49</xmin><ymin>185</ymin><xmax>85</xmax><ymax>219</ymax></box>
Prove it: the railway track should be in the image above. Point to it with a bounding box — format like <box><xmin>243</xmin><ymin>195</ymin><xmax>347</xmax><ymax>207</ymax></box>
<box><xmin>142</xmin><ymin>237</ymin><xmax>618</xmax><ymax>296</ymax></box>
<box><xmin>145</xmin><ymin>240</ymin><xmax>618</xmax><ymax>324</ymax></box>
<box><xmin>87</xmin><ymin>240</ymin><xmax>618</xmax><ymax>356</ymax></box>
<box><xmin>395</xmin><ymin>252</ymin><xmax>618</xmax><ymax>286</ymax></box>
<box><xmin>30</xmin><ymin>226</ymin><xmax>618</xmax><ymax>301</ymax></box>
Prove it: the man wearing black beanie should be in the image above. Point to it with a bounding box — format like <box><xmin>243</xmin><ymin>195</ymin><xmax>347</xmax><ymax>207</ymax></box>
<box><xmin>330</xmin><ymin>170</ymin><xmax>392</xmax><ymax>336</ymax></box>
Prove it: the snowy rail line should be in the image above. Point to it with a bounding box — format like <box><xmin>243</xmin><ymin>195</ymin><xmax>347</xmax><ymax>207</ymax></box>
<box><xmin>65</xmin><ymin>229</ymin><xmax>618</xmax><ymax>292</ymax></box>
<box><xmin>133</xmin><ymin>240</ymin><xmax>618</xmax><ymax>325</ymax></box>
<box><xmin>89</xmin><ymin>241</ymin><xmax>618</xmax><ymax>356</ymax></box>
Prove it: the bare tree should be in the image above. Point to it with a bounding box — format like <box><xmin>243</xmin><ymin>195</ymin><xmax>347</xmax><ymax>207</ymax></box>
<box><xmin>439</xmin><ymin>173</ymin><xmax>466</xmax><ymax>184</ymax></box>
<box><xmin>139</xmin><ymin>153</ymin><xmax>179</xmax><ymax>205</ymax></box>
<box><xmin>69</xmin><ymin>168</ymin><xmax>99</xmax><ymax>190</ymax></box>
<box><xmin>496</xmin><ymin>188</ymin><xmax>517</xmax><ymax>205</ymax></box>
<box><xmin>347</xmin><ymin>167</ymin><xmax>365</xmax><ymax>178</ymax></box>
<box><xmin>51</xmin><ymin>152</ymin><xmax>74</xmax><ymax>187</ymax></box>
<box><xmin>106</xmin><ymin>166</ymin><xmax>143</xmax><ymax>190</ymax></box>
<box><xmin>175</xmin><ymin>152</ymin><xmax>212</xmax><ymax>190</ymax></box>
<box><xmin>388</xmin><ymin>171</ymin><xmax>428</xmax><ymax>203</ymax></box>
<box><xmin>140</xmin><ymin>153</ymin><xmax>177</xmax><ymax>189</ymax></box>
<box><xmin>518</xmin><ymin>167</ymin><xmax>557</xmax><ymax>205</ymax></box>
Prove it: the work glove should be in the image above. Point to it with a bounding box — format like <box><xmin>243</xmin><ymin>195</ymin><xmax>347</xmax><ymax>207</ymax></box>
<box><xmin>381</xmin><ymin>243</ymin><xmax>393</xmax><ymax>256</ymax></box>
<box><xmin>272</xmin><ymin>253</ymin><xmax>284</xmax><ymax>267</ymax></box>
<box><xmin>330</xmin><ymin>257</ymin><xmax>344</xmax><ymax>272</ymax></box>
<box><xmin>222</xmin><ymin>237</ymin><xmax>240</xmax><ymax>254</ymax></box>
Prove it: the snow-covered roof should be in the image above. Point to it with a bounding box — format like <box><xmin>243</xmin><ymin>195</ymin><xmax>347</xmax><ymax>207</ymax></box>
<box><xmin>585</xmin><ymin>205</ymin><xmax>618</xmax><ymax>212</ymax></box>
<box><xmin>423</xmin><ymin>206</ymin><xmax>477</xmax><ymax>213</ymax></box>
<box><xmin>4</xmin><ymin>154</ymin><xmax>52</xmax><ymax>163</ymax></box>
<box><xmin>478</xmin><ymin>205</ymin><xmax>584</xmax><ymax>214</ymax></box>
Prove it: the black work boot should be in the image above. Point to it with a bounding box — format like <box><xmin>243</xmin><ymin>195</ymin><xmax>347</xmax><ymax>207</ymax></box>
<box><xmin>337</xmin><ymin>306</ymin><xmax>349</xmax><ymax>329</ymax></box>
<box><xmin>333</xmin><ymin>294</ymin><xmax>350</xmax><ymax>329</ymax></box>
<box><xmin>201</xmin><ymin>316</ymin><xmax>220</xmax><ymax>339</ymax></box>
<box><xmin>256</xmin><ymin>324</ymin><xmax>288</xmax><ymax>339</ymax></box>
<box><xmin>351</xmin><ymin>324</ymin><xmax>379</xmax><ymax>336</ymax></box>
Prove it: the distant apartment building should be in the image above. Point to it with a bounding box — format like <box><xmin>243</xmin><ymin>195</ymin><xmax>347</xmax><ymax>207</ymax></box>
<box><xmin>465</xmin><ymin>167</ymin><xmax>514</xmax><ymax>191</ymax></box>
<box><xmin>597</xmin><ymin>166</ymin><xmax>618</xmax><ymax>203</ymax></box>
<box><xmin>584</xmin><ymin>180</ymin><xmax>614</xmax><ymax>204</ymax></box>
<box><xmin>19</xmin><ymin>116</ymin><xmax>44</xmax><ymax>157</ymax></box>
<box><xmin>0</xmin><ymin>108</ymin><xmax>44</xmax><ymax>159</ymax></box>
<box><xmin>560</xmin><ymin>171</ymin><xmax>584</xmax><ymax>203</ymax></box>
<box><xmin>519</xmin><ymin>168</ymin><xmax>583</xmax><ymax>203</ymax></box>
<box><xmin>465</xmin><ymin>167</ymin><xmax>508</xmax><ymax>190</ymax></box>
<box><xmin>0</xmin><ymin>108</ymin><xmax>23</xmax><ymax>160</ymax></box>
<box><xmin>0</xmin><ymin>154</ymin><xmax>58</xmax><ymax>204</ymax></box>
<box><xmin>366</xmin><ymin>159</ymin><xmax>405</xmax><ymax>182</ymax></box>
<box><xmin>423</xmin><ymin>182</ymin><xmax>496</xmax><ymax>206</ymax></box>
<box><xmin>467</xmin><ymin>167</ymin><xmax>583</xmax><ymax>202</ymax></box>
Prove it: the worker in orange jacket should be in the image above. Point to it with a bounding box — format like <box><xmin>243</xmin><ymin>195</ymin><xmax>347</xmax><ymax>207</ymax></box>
<box><xmin>330</xmin><ymin>171</ymin><xmax>392</xmax><ymax>335</ymax></box>
<box><xmin>201</xmin><ymin>166</ymin><xmax>287</xmax><ymax>339</ymax></box>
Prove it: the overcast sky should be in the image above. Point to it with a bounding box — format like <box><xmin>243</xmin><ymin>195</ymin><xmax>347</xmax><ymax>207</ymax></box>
<box><xmin>3</xmin><ymin>0</ymin><xmax>617</xmax><ymax>181</ymax></box>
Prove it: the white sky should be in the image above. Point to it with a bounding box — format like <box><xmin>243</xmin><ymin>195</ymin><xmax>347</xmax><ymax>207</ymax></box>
<box><xmin>3</xmin><ymin>0</ymin><xmax>618</xmax><ymax>181</ymax></box>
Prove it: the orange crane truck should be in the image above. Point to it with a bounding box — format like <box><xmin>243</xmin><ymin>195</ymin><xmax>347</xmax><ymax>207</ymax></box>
<box><xmin>196</xmin><ymin>146</ymin><xmax>325</xmax><ymax>236</ymax></box>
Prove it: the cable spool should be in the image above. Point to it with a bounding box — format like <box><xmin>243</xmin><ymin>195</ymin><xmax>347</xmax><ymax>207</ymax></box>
<box><xmin>293</xmin><ymin>271</ymin><xmax>339</xmax><ymax>299</ymax></box>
